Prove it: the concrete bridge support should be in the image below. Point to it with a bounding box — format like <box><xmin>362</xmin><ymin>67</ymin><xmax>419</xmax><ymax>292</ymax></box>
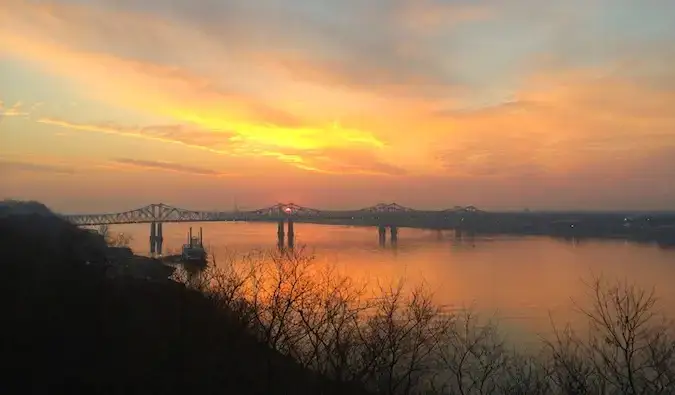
<box><xmin>377</xmin><ymin>225</ymin><xmax>399</xmax><ymax>247</ymax></box>
<box><xmin>454</xmin><ymin>227</ymin><xmax>475</xmax><ymax>242</ymax></box>
<box><xmin>390</xmin><ymin>226</ymin><xmax>398</xmax><ymax>244</ymax></box>
<box><xmin>287</xmin><ymin>219</ymin><xmax>294</xmax><ymax>249</ymax></box>
<box><xmin>276</xmin><ymin>219</ymin><xmax>295</xmax><ymax>250</ymax></box>
<box><xmin>149</xmin><ymin>221</ymin><xmax>164</xmax><ymax>256</ymax></box>
<box><xmin>150</xmin><ymin>221</ymin><xmax>155</xmax><ymax>254</ymax></box>
<box><xmin>277</xmin><ymin>220</ymin><xmax>285</xmax><ymax>240</ymax></box>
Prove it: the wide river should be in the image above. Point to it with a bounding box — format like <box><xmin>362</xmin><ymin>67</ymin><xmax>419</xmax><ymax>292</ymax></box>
<box><xmin>114</xmin><ymin>222</ymin><xmax>675</xmax><ymax>346</ymax></box>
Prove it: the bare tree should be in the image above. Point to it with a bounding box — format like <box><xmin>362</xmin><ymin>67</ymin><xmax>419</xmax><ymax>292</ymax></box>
<box><xmin>352</xmin><ymin>281</ymin><xmax>452</xmax><ymax>395</ymax></box>
<box><xmin>542</xmin><ymin>321</ymin><xmax>603</xmax><ymax>394</ymax></box>
<box><xmin>98</xmin><ymin>224</ymin><xmax>132</xmax><ymax>247</ymax></box>
<box><xmin>579</xmin><ymin>277</ymin><xmax>675</xmax><ymax>394</ymax></box>
<box><xmin>497</xmin><ymin>352</ymin><xmax>550</xmax><ymax>395</ymax></box>
<box><xmin>545</xmin><ymin>276</ymin><xmax>675</xmax><ymax>395</ymax></box>
<box><xmin>434</xmin><ymin>310</ymin><xmax>509</xmax><ymax>395</ymax></box>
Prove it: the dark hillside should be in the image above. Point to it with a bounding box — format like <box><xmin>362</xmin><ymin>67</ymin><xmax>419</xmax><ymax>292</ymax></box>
<box><xmin>0</xmin><ymin>202</ymin><xmax>370</xmax><ymax>395</ymax></box>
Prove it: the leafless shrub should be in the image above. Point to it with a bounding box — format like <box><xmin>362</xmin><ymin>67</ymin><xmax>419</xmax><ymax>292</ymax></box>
<box><xmin>293</xmin><ymin>262</ymin><xmax>369</xmax><ymax>381</ymax></box>
<box><xmin>542</xmin><ymin>321</ymin><xmax>602</xmax><ymax>394</ymax></box>
<box><xmin>98</xmin><ymin>224</ymin><xmax>132</xmax><ymax>247</ymax></box>
<box><xmin>434</xmin><ymin>310</ymin><xmax>510</xmax><ymax>395</ymax></box>
<box><xmin>355</xmin><ymin>281</ymin><xmax>452</xmax><ymax>394</ymax></box>
<box><xmin>497</xmin><ymin>352</ymin><xmax>550</xmax><ymax>395</ymax></box>
<box><xmin>580</xmin><ymin>277</ymin><xmax>675</xmax><ymax>394</ymax></box>
<box><xmin>544</xmin><ymin>276</ymin><xmax>675</xmax><ymax>395</ymax></box>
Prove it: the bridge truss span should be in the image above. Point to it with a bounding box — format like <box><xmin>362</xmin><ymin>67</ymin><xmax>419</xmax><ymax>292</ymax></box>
<box><xmin>64</xmin><ymin>203</ymin><xmax>227</xmax><ymax>226</ymax></box>
<box><xmin>360</xmin><ymin>203</ymin><xmax>416</xmax><ymax>213</ymax></box>
<box><xmin>63</xmin><ymin>202</ymin><xmax>484</xmax><ymax>226</ymax></box>
<box><xmin>249</xmin><ymin>203</ymin><xmax>321</xmax><ymax>217</ymax></box>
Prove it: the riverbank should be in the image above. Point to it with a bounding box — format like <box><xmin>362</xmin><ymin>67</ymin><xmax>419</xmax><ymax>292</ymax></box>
<box><xmin>105</xmin><ymin>246</ymin><xmax>176</xmax><ymax>280</ymax></box>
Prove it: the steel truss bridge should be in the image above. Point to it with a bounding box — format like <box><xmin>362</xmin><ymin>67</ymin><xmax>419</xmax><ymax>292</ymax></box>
<box><xmin>63</xmin><ymin>203</ymin><xmax>483</xmax><ymax>226</ymax></box>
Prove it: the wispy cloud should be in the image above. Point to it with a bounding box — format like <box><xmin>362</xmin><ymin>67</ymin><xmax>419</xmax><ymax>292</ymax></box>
<box><xmin>432</xmin><ymin>66</ymin><xmax>675</xmax><ymax>178</ymax></box>
<box><xmin>112</xmin><ymin>158</ymin><xmax>232</xmax><ymax>177</ymax></box>
<box><xmin>289</xmin><ymin>148</ymin><xmax>407</xmax><ymax>176</ymax></box>
<box><xmin>3</xmin><ymin>35</ymin><xmax>387</xmax><ymax>159</ymax></box>
<box><xmin>36</xmin><ymin>117</ymin><xmax>402</xmax><ymax>176</ymax></box>
<box><xmin>46</xmin><ymin>0</ymin><xmax>486</xmax><ymax>93</ymax></box>
<box><xmin>0</xmin><ymin>101</ymin><xmax>29</xmax><ymax>121</ymax></box>
<box><xmin>0</xmin><ymin>159</ymin><xmax>75</xmax><ymax>174</ymax></box>
<box><xmin>37</xmin><ymin>118</ymin><xmax>236</xmax><ymax>154</ymax></box>
<box><xmin>397</xmin><ymin>1</ymin><xmax>494</xmax><ymax>30</ymax></box>
<box><xmin>4</xmin><ymin>38</ymin><xmax>301</xmax><ymax>127</ymax></box>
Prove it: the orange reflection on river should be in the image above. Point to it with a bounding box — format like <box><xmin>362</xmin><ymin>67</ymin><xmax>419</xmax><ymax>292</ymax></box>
<box><xmin>115</xmin><ymin>222</ymin><xmax>675</xmax><ymax>344</ymax></box>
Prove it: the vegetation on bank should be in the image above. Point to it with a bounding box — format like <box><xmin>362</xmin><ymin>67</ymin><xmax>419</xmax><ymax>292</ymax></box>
<box><xmin>176</xmin><ymin>250</ymin><xmax>675</xmax><ymax>395</ymax></box>
<box><xmin>2</xmin><ymin>200</ymin><xmax>674</xmax><ymax>394</ymax></box>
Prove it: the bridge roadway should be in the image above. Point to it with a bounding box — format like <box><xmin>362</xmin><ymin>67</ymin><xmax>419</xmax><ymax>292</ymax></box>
<box><xmin>62</xmin><ymin>203</ymin><xmax>482</xmax><ymax>227</ymax></box>
<box><xmin>63</xmin><ymin>202</ymin><xmax>486</xmax><ymax>254</ymax></box>
<box><xmin>63</xmin><ymin>203</ymin><xmax>675</xmax><ymax>254</ymax></box>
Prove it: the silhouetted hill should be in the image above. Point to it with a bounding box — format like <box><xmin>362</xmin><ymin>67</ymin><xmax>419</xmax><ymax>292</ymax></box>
<box><xmin>0</xmin><ymin>202</ymin><xmax>370</xmax><ymax>395</ymax></box>
<box><xmin>0</xmin><ymin>199</ymin><xmax>56</xmax><ymax>217</ymax></box>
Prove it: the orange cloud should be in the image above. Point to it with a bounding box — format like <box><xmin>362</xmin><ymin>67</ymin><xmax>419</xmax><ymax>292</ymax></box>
<box><xmin>0</xmin><ymin>101</ymin><xmax>30</xmax><ymax>120</ymax></box>
<box><xmin>433</xmin><ymin>67</ymin><xmax>675</xmax><ymax>178</ymax></box>
<box><xmin>0</xmin><ymin>0</ymin><xmax>442</xmax><ymax>177</ymax></box>
<box><xmin>37</xmin><ymin>118</ymin><xmax>236</xmax><ymax>154</ymax></box>
<box><xmin>3</xmin><ymin>36</ymin><xmax>296</xmax><ymax>126</ymax></box>
<box><xmin>36</xmin><ymin>117</ymin><xmax>403</xmax><ymax>176</ymax></box>
<box><xmin>396</xmin><ymin>0</ymin><xmax>494</xmax><ymax>33</ymax></box>
<box><xmin>0</xmin><ymin>1</ymin><xmax>387</xmax><ymax>147</ymax></box>
<box><xmin>0</xmin><ymin>158</ymin><xmax>75</xmax><ymax>175</ymax></box>
<box><xmin>274</xmin><ymin>147</ymin><xmax>407</xmax><ymax>176</ymax></box>
<box><xmin>111</xmin><ymin>158</ymin><xmax>233</xmax><ymax>177</ymax></box>
<box><xmin>1</xmin><ymin>33</ymin><xmax>390</xmax><ymax>163</ymax></box>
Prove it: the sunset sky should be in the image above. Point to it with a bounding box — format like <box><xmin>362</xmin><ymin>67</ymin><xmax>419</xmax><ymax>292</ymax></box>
<box><xmin>1</xmin><ymin>0</ymin><xmax>674</xmax><ymax>213</ymax></box>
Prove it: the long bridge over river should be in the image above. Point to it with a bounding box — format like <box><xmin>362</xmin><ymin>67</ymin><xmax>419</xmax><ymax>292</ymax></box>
<box><xmin>63</xmin><ymin>203</ymin><xmax>675</xmax><ymax>254</ymax></box>
<box><xmin>64</xmin><ymin>202</ymin><xmax>483</xmax><ymax>253</ymax></box>
<box><xmin>64</xmin><ymin>202</ymin><xmax>482</xmax><ymax>226</ymax></box>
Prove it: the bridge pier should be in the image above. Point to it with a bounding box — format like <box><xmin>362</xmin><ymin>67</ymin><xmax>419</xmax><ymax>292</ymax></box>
<box><xmin>150</xmin><ymin>221</ymin><xmax>156</xmax><ymax>255</ymax></box>
<box><xmin>277</xmin><ymin>220</ymin><xmax>285</xmax><ymax>239</ymax></box>
<box><xmin>157</xmin><ymin>222</ymin><xmax>163</xmax><ymax>255</ymax></box>
<box><xmin>276</xmin><ymin>219</ymin><xmax>295</xmax><ymax>250</ymax></box>
<box><xmin>149</xmin><ymin>221</ymin><xmax>163</xmax><ymax>256</ymax></box>
<box><xmin>377</xmin><ymin>225</ymin><xmax>399</xmax><ymax>247</ymax></box>
<box><xmin>454</xmin><ymin>227</ymin><xmax>476</xmax><ymax>242</ymax></box>
<box><xmin>287</xmin><ymin>219</ymin><xmax>294</xmax><ymax>249</ymax></box>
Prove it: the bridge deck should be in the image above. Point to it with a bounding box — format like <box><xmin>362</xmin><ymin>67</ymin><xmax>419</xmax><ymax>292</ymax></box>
<box><xmin>63</xmin><ymin>203</ymin><xmax>482</xmax><ymax>226</ymax></box>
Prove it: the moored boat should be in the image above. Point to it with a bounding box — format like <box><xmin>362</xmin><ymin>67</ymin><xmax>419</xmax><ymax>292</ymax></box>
<box><xmin>181</xmin><ymin>227</ymin><xmax>207</xmax><ymax>263</ymax></box>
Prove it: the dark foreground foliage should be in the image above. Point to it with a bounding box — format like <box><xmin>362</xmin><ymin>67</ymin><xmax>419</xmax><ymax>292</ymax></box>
<box><xmin>0</xmin><ymin>207</ymin><xmax>369</xmax><ymax>395</ymax></box>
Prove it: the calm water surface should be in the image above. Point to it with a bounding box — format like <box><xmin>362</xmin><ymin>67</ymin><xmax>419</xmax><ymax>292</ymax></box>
<box><xmin>113</xmin><ymin>222</ymin><xmax>675</xmax><ymax>344</ymax></box>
